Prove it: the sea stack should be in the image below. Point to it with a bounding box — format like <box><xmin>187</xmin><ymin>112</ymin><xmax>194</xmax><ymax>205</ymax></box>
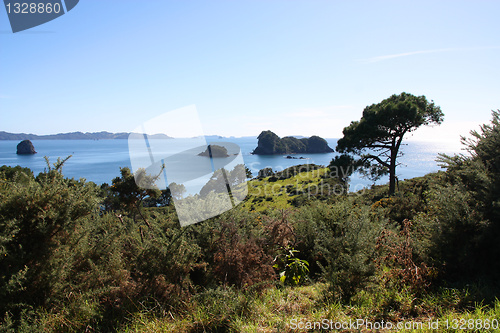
<box><xmin>16</xmin><ymin>140</ymin><xmax>37</xmax><ymax>155</ymax></box>
<box><xmin>252</xmin><ymin>130</ymin><xmax>334</xmax><ymax>155</ymax></box>
<box><xmin>198</xmin><ymin>144</ymin><xmax>229</xmax><ymax>157</ymax></box>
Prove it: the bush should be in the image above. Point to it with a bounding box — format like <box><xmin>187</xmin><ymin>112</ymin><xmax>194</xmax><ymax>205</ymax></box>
<box><xmin>211</xmin><ymin>218</ymin><xmax>276</xmax><ymax>289</ymax></box>
<box><xmin>0</xmin><ymin>160</ymin><xmax>206</xmax><ymax>331</ymax></box>
<box><xmin>293</xmin><ymin>200</ymin><xmax>389</xmax><ymax>301</ymax></box>
<box><xmin>432</xmin><ymin>110</ymin><xmax>500</xmax><ymax>280</ymax></box>
<box><xmin>0</xmin><ymin>158</ymin><xmax>100</xmax><ymax>319</ymax></box>
<box><xmin>375</xmin><ymin>219</ymin><xmax>436</xmax><ymax>295</ymax></box>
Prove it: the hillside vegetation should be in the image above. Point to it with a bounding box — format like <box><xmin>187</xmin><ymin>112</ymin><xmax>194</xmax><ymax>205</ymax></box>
<box><xmin>1</xmin><ymin>112</ymin><xmax>500</xmax><ymax>332</ymax></box>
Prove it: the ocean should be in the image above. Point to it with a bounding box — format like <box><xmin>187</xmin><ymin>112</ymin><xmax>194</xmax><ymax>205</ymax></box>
<box><xmin>0</xmin><ymin>138</ymin><xmax>463</xmax><ymax>190</ymax></box>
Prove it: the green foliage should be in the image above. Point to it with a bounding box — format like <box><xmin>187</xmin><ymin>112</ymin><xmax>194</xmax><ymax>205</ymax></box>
<box><xmin>0</xmin><ymin>159</ymin><xmax>206</xmax><ymax>331</ymax></box>
<box><xmin>336</xmin><ymin>92</ymin><xmax>444</xmax><ymax>195</ymax></box>
<box><xmin>428</xmin><ymin>111</ymin><xmax>500</xmax><ymax>280</ymax></box>
<box><xmin>199</xmin><ymin>164</ymin><xmax>246</xmax><ymax>198</ymax></box>
<box><xmin>104</xmin><ymin>167</ymin><xmax>161</xmax><ymax>211</ymax></box>
<box><xmin>281</xmin><ymin>136</ymin><xmax>307</xmax><ymax>153</ymax></box>
<box><xmin>303</xmin><ymin>135</ymin><xmax>334</xmax><ymax>153</ymax></box>
<box><xmin>0</xmin><ymin>165</ymin><xmax>34</xmax><ymax>181</ymax></box>
<box><xmin>337</xmin><ymin>93</ymin><xmax>444</xmax><ymax>153</ymax></box>
<box><xmin>187</xmin><ymin>286</ymin><xmax>250</xmax><ymax>332</ymax></box>
<box><xmin>273</xmin><ymin>248</ymin><xmax>309</xmax><ymax>286</ymax></box>
<box><xmin>439</xmin><ymin>110</ymin><xmax>500</xmax><ymax>220</ymax></box>
<box><xmin>244</xmin><ymin>166</ymin><xmax>252</xmax><ymax>179</ymax></box>
<box><xmin>327</xmin><ymin>154</ymin><xmax>359</xmax><ymax>193</ymax></box>
<box><xmin>367</xmin><ymin>176</ymin><xmax>435</xmax><ymax>224</ymax></box>
<box><xmin>0</xmin><ymin>157</ymin><xmax>100</xmax><ymax>325</ymax></box>
<box><xmin>292</xmin><ymin>200</ymin><xmax>389</xmax><ymax>301</ymax></box>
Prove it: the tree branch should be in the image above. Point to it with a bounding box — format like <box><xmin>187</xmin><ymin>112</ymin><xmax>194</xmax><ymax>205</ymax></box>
<box><xmin>366</xmin><ymin>144</ymin><xmax>392</xmax><ymax>149</ymax></box>
<box><xmin>362</xmin><ymin>154</ymin><xmax>390</xmax><ymax>168</ymax></box>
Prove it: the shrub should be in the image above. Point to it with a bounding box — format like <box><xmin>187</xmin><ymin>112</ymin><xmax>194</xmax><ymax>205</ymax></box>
<box><xmin>211</xmin><ymin>218</ymin><xmax>276</xmax><ymax>289</ymax></box>
<box><xmin>293</xmin><ymin>200</ymin><xmax>389</xmax><ymax>301</ymax></box>
<box><xmin>0</xmin><ymin>160</ymin><xmax>207</xmax><ymax>331</ymax></box>
<box><xmin>432</xmin><ymin>111</ymin><xmax>500</xmax><ymax>280</ymax></box>
<box><xmin>273</xmin><ymin>248</ymin><xmax>310</xmax><ymax>286</ymax></box>
<box><xmin>375</xmin><ymin>219</ymin><xmax>435</xmax><ymax>295</ymax></box>
<box><xmin>0</xmin><ymin>158</ymin><xmax>100</xmax><ymax>318</ymax></box>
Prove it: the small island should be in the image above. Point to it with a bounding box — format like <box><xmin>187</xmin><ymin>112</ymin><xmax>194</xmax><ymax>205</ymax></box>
<box><xmin>252</xmin><ymin>130</ymin><xmax>334</xmax><ymax>155</ymax></box>
<box><xmin>198</xmin><ymin>145</ymin><xmax>229</xmax><ymax>157</ymax></box>
<box><xmin>16</xmin><ymin>140</ymin><xmax>37</xmax><ymax>155</ymax></box>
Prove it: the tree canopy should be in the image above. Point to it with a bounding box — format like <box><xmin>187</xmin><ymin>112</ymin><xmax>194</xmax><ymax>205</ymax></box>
<box><xmin>336</xmin><ymin>92</ymin><xmax>444</xmax><ymax>195</ymax></box>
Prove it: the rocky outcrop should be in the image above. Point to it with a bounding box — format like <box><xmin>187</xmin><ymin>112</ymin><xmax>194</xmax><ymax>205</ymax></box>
<box><xmin>252</xmin><ymin>131</ymin><xmax>334</xmax><ymax>155</ymax></box>
<box><xmin>16</xmin><ymin>140</ymin><xmax>37</xmax><ymax>154</ymax></box>
<box><xmin>198</xmin><ymin>145</ymin><xmax>229</xmax><ymax>157</ymax></box>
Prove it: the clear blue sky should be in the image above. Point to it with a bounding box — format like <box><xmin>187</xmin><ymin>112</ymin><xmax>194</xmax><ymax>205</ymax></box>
<box><xmin>1</xmin><ymin>0</ymin><xmax>499</xmax><ymax>143</ymax></box>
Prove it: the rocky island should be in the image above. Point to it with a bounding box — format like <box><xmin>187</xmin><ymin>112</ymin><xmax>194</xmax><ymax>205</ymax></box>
<box><xmin>252</xmin><ymin>130</ymin><xmax>334</xmax><ymax>155</ymax></box>
<box><xmin>198</xmin><ymin>145</ymin><xmax>229</xmax><ymax>157</ymax></box>
<box><xmin>16</xmin><ymin>140</ymin><xmax>37</xmax><ymax>155</ymax></box>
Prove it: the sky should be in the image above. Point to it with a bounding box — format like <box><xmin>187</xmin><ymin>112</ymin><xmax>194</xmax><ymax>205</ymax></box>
<box><xmin>1</xmin><ymin>0</ymin><xmax>499</xmax><ymax>144</ymax></box>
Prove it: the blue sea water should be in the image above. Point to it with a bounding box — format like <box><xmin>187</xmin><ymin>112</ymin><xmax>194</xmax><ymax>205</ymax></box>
<box><xmin>0</xmin><ymin>138</ymin><xmax>463</xmax><ymax>189</ymax></box>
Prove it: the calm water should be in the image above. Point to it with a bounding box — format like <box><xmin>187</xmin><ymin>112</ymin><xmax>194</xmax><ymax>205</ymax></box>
<box><xmin>0</xmin><ymin>138</ymin><xmax>463</xmax><ymax>189</ymax></box>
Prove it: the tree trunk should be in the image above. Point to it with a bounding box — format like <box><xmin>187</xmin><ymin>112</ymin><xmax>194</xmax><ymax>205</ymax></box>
<box><xmin>389</xmin><ymin>147</ymin><xmax>397</xmax><ymax>195</ymax></box>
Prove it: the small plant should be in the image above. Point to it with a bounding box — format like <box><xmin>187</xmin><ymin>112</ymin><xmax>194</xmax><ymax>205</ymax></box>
<box><xmin>273</xmin><ymin>248</ymin><xmax>309</xmax><ymax>286</ymax></box>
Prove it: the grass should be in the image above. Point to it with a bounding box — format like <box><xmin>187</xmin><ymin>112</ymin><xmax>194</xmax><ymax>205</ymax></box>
<box><xmin>242</xmin><ymin>167</ymin><xmax>331</xmax><ymax>212</ymax></box>
<box><xmin>120</xmin><ymin>282</ymin><xmax>500</xmax><ymax>332</ymax></box>
<box><xmin>121</xmin><ymin>284</ymin><xmax>328</xmax><ymax>333</ymax></box>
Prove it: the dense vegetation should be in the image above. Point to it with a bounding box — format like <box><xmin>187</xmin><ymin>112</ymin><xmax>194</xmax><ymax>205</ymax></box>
<box><xmin>1</xmin><ymin>112</ymin><xmax>500</xmax><ymax>332</ymax></box>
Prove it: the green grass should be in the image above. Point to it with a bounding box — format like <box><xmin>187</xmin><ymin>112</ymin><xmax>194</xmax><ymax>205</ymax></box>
<box><xmin>120</xmin><ymin>282</ymin><xmax>500</xmax><ymax>332</ymax></box>
<box><xmin>242</xmin><ymin>167</ymin><xmax>331</xmax><ymax>212</ymax></box>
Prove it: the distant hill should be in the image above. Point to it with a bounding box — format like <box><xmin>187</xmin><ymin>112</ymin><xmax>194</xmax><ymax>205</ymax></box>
<box><xmin>0</xmin><ymin>131</ymin><xmax>173</xmax><ymax>140</ymax></box>
<box><xmin>252</xmin><ymin>130</ymin><xmax>334</xmax><ymax>155</ymax></box>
